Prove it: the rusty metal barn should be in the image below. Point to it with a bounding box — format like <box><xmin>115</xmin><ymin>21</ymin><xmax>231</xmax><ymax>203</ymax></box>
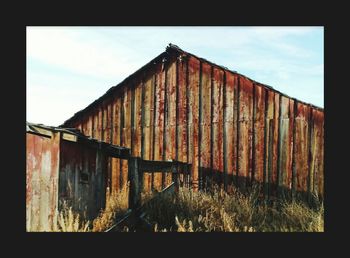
<box><xmin>61</xmin><ymin>44</ymin><xmax>324</xmax><ymax>200</ymax></box>
<box><xmin>26</xmin><ymin>122</ymin><xmax>130</xmax><ymax>231</ymax></box>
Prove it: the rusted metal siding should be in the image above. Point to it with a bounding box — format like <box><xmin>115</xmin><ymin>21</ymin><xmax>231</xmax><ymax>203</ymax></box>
<box><xmin>26</xmin><ymin>132</ymin><xmax>60</xmax><ymax>231</ymax></box>
<box><xmin>62</xmin><ymin>45</ymin><xmax>324</xmax><ymax>199</ymax></box>
<box><xmin>253</xmin><ymin>84</ymin><xmax>266</xmax><ymax>184</ymax></box>
<box><xmin>188</xmin><ymin>56</ymin><xmax>200</xmax><ymax>190</ymax></box>
<box><xmin>212</xmin><ymin>67</ymin><xmax>224</xmax><ymax>185</ymax></box>
<box><xmin>153</xmin><ymin>61</ymin><xmax>166</xmax><ymax>191</ymax></box>
<box><xmin>237</xmin><ymin>76</ymin><xmax>254</xmax><ymax>188</ymax></box>
<box><xmin>224</xmin><ymin>71</ymin><xmax>237</xmax><ymax>187</ymax></box>
<box><xmin>59</xmin><ymin>140</ymin><xmax>107</xmax><ymax>220</ymax></box>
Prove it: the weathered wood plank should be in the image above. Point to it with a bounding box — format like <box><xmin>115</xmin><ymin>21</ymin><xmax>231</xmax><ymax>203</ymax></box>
<box><xmin>224</xmin><ymin>72</ymin><xmax>236</xmax><ymax>187</ymax></box>
<box><xmin>212</xmin><ymin>67</ymin><xmax>224</xmax><ymax>183</ymax></box>
<box><xmin>177</xmin><ymin>56</ymin><xmax>188</xmax><ymax>163</ymax></box>
<box><xmin>153</xmin><ymin>61</ymin><xmax>165</xmax><ymax>191</ymax></box>
<box><xmin>165</xmin><ymin>59</ymin><xmax>177</xmax><ymax>187</ymax></box>
<box><xmin>237</xmin><ymin>76</ymin><xmax>254</xmax><ymax>188</ymax></box>
<box><xmin>188</xmin><ymin>56</ymin><xmax>200</xmax><ymax>190</ymax></box>
<box><xmin>253</xmin><ymin>84</ymin><xmax>266</xmax><ymax>184</ymax></box>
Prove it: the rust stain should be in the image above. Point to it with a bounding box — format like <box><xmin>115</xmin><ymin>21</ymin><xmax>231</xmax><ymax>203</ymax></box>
<box><xmin>224</xmin><ymin>72</ymin><xmax>236</xmax><ymax>179</ymax></box>
<box><xmin>253</xmin><ymin>84</ymin><xmax>265</xmax><ymax>183</ymax></box>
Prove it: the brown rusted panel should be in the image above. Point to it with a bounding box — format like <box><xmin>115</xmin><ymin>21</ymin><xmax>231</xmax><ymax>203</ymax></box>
<box><xmin>288</xmin><ymin>99</ymin><xmax>295</xmax><ymax>191</ymax></box>
<box><xmin>121</xmin><ymin>87</ymin><xmax>131</xmax><ymax>190</ymax></box>
<box><xmin>177</xmin><ymin>57</ymin><xmax>188</xmax><ymax>163</ymax></box>
<box><xmin>264</xmin><ymin>91</ymin><xmax>275</xmax><ymax>191</ymax></box>
<box><xmin>200</xmin><ymin>62</ymin><xmax>212</xmax><ymax>181</ymax></box>
<box><xmin>133</xmin><ymin>82</ymin><xmax>142</xmax><ymax>158</ymax></box>
<box><xmin>97</xmin><ymin>108</ymin><xmax>102</xmax><ymax>141</ymax></box>
<box><xmin>294</xmin><ymin>102</ymin><xmax>310</xmax><ymax>193</ymax></box>
<box><xmin>188</xmin><ymin>56</ymin><xmax>200</xmax><ymax>190</ymax></box>
<box><xmin>310</xmin><ymin>109</ymin><xmax>324</xmax><ymax>197</ymax></box>
<box><xmin>39</xmin><ymin>137</ymin><xmax>51</xmax><ymax>231</ymax></box>
<box><xmin>253</xmin><ymin>84</ymin><xmax>266</xmax><ymax>183</ymax></box>
<box><xmin>278</xmin><ymin>96</ymin><xmax>292</xmax><ymax>191</ymax></box>
<box><xmin>111</xmin><ymin>97</ymin><xmax>121</xmax><ymax>192</ymax></box>
<box><xmin>316</xmin><ymin>110</ymin><xmax>324</xmax><ymax>198</ymax></box>
<box><xmin>48</xmin><ymin>132</ymin><xmax>60</xmax><ymax>229</ymax></box>
<box><xmin>238</xmin><ymin>76</ymin><xmax>254</xmax><ymax>187</ymax></box>
<box><xmin>212</xmin><ymin>67</ymin><xmax>224</xmax><ymax>175</ymax></box>
<box><xmin>92</xmin><ymin>111</ymin><xmax>98</xmax><ymax>139</ymax></box>
<box><xmin>142</xmin><ymin>74</ymin><xmax>155</xmax><ymax>192</ymax></box>
<box><xmin>164</xmin><ymin>58</ymin><xmax>177</xmax><ymax>186</ymax></box>
<box><xmin>271</xmin><ymin>92</ymin><xmax>280</xmax><ymax>193</ymax></box>
<box><xmin>153</xmin><ymin>62</ymin><xmax>165</xmax><ymax>191</ymax></box>
<box><xmin>31</xmin><ymin>134</ymin><xmax>43</xmax><ymax>231</ymax></box>
<box><xmin>106</xmin><ymin>101</ymin><xmax>112</xmax><ymax>144</ymax></box>
<box><xmin>224</xmin><ymin>72</ymin><xmax>236</xmax><ymax>180</ymax></box>
<box><xmin>87</xmin><ymin>116</ymin><xmax>93</xmax><ymax>137</ymax></box>
<box><xmin>26</xmin><ymin>134</ymin><xmax>34</xmax><ymax>231</ymax></box>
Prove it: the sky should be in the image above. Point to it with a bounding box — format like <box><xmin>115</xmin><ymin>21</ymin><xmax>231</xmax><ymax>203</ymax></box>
<box><xmin>26</xmin><ymin>26</ymin><xmax>323</xmax><ymax>126</ymax></box>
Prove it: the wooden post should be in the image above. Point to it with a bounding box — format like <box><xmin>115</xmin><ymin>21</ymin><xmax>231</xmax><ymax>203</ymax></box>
<box><xmin>128</xmin><ymin>157</ymin><xmax>141</xmax><ymax>210</ymax></box>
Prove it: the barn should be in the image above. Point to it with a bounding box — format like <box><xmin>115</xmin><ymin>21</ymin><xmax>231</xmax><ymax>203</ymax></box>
<box><xmin>61</xmin><ymin>44</ymin><xmax>324</xmax><ymax>200</ymax></box>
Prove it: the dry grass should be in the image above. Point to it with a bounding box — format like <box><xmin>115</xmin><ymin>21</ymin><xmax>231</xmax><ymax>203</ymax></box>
<box><xmin>143</xmin><ymin>185</ymin><xmax>324</xmax><ymax>232</ymax></box>
<box><xmin>49</xmin><ymin>183</ymin><xmax>129</xmax><ymax>232</ymax></box>
<box><xmin>51</xmin><ymin>202</ymin><xmax>90</xmax><ymax>232</ymax></box>
<box><xmin>92</xmin><ymin>183</ymin><xmax>129</xmax><ymax>232</ymax></box>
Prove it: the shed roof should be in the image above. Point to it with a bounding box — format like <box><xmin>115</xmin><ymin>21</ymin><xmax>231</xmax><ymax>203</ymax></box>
<box><xmin>27</xmin><ymin>122</ymin><xmax>131</xmax><ymax>159</ymax></box>
<box><xmin>61</xmin><ymin>44</ymin><xmax>323</xmax><ymax>127</ymax></box>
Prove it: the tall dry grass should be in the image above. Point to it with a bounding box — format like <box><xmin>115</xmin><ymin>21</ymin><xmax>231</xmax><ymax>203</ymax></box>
<box><xmin>49</xmin><ymin>183</ymin><xmax>129</xmax><ymax>232</ymax></box>
<box><xmin>143</xmin><ymin>185</ymin><xmax>324</xmax><ymax>232</ymax></box>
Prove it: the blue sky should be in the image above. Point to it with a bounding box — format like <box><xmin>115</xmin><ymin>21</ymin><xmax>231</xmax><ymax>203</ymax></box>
<box><xmin>26</xmin><ymin>26</ymin><xmax>323</xmax><ymax>126</ymax></box>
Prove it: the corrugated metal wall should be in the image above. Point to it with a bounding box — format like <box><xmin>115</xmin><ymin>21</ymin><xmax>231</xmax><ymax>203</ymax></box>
<box><xmin>26</xmin><ymin>132</ymin><xmax>60</xmax><ymax>232</ymax></box>
<box><xmin>64</xmin><ymin>47</ymin><xmax>324</xmax><ymax>199</ymax></box>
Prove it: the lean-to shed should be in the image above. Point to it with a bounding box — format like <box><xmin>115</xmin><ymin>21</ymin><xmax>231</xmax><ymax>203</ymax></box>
<box><xmin>61</xmin><ymin>44</ymin><xmax>324</xmax><ymax>200</ymax></box>
<box><xmin>26</xmin><ymin>122</ymin><xmax>130</xmax><ymax>231</ymax></box>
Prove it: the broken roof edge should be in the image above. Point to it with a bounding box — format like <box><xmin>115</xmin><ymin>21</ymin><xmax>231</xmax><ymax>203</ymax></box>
<box><xmin>61</xmin><ymin>43</ymin><xmax>324</xmax><ymax>127</ymax></box>
<box><xmin>27</xmin><ymin>121</ymin><xmax>131</xmax><ymax>153</ymax></box>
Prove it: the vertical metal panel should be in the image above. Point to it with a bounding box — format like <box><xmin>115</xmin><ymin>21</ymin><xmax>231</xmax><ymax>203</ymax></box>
<box><xmin>188</xmin><ymin>56</ymin><xmax>200</xmax><ymax>190</ymax></box>
<box><xmin>165</xmin><ymin>58</ymin><xmax>177</xmax><ymax>186</ymax></box>
<box><xmin>264</xmin><ymin>91</ymin><xmax>275</xmax><ymax>197</ymax></box>
<box><xmin>121</xmin><ymin>87</ymin><xmax>131</xmax><ymax>190</ymax></box>
<box><xmin>212</xmin><ymin>67</ymin><xmax>224</xmax><ymax>182</ymax></box>
<box><xmin>278</xmin><ymin>96</ymin><xmax>293</xmax><ymax>193</ymax></box>
<box><xmin>177</xmin><ymin>56</ymin><xmax>188</xmax><ymax>163</ymax></box>
<box><xmin>132</xmin><ymin>81</ymin><xmax>143</xmax><ymax>158</ymax></box>
<box><xmin>224</xmin><ymin>72</ymin><xmax>236</xmax><ymax>186</ymax></box>
<box><xmin>39</xmin><ymin>135</ymin><xmax>52</xmax><ymax>231</ymax></box>
<box><xmin>111</xmin><ymin>97</ymin><xmax>121</xmax><ymax>192</ymax></box>
<box><xmin>153</xmin><ymin>62</ymin><xmax>165</xmax><ymax>191</ymax></box>
<box><xmin>310</xmin><ymin>109</ymin><xmax>324</xmax><ymax>197</ymax></box>
<box><xmin>26</xmin><ymin>132</ymin><xmax>60</xmax><ymax>231</ymax></box>
<box><xmin>271</xmin><ymin>93</ymin><xmax>280</xmax><ymax>195</ymax></box>
<box><xmin>31</xmin><ymin>135</ymin><xmax>43</xmax><ymax>231</ymax></box>
<box><xmin>97</xmin><ymin>108</ymin><xmax>103</xmax><ymax>141</ymax></box>
<box><xmin>143</xmin><ymin>74</ymin><xmax>155</xmax><ymax>192</ymax></box>
<box><xmin>253</xmin><ymin>84</ymin><xmax>266</xmax><ymax>184</ymax></box>
<box><xmin>294</xmin><ymin>102</ymin><xmax>310</xmax><ymax>193</ymax></box>
<box><xmin>237</xmin><ymin>76</ymin><xmax>254</xmax><ymax>188</ymax></box>
<box><xmin>200</xmin><ymin>62</ymin><xmax>212</xmax><ymax>188</ymax></box>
